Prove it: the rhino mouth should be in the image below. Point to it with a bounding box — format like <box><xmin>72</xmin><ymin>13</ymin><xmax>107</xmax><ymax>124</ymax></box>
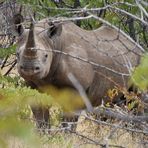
<box><xmin>20</xmin><ymin>70</ymin><xmax>41</xmax><ymax>79</ymax></box>
<box><xmin>18</xmin><ymin>66</ymin><xmax>44</xmax><ymax>80</ymax></box>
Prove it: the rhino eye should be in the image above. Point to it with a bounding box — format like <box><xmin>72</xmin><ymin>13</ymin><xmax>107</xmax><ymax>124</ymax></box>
<box><xmin>43</xmin><ymin>54</ymin><xmax>48</xmax><ymax>62</ymax></box>
<box><xmin>45</xmin><ymin>54</ymin><xmax>48</xmax><ymax>58</ymax></box>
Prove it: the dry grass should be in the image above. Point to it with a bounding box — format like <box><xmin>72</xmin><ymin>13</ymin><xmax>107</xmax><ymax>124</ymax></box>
<box><xmin>75</xmin><ymin>113</ymin><xmax>147</xmax><ymax>148</ymax></box>
<box><xmin>7</xmin><ymin>114</ymin><xmax>148</xmax><ymax>148</ymax></box>
<box><xmin>0</xmin><ymin>55</ymin><xmax>18</xmax><ymax>77</ymax></box>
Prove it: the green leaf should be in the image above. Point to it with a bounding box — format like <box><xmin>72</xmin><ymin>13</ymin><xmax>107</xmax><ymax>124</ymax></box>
<box><xmin>0</xmin><ymin>45</ymin><xmax>16</xmax><ymax>58</ymax></box>
<box><xmin>131</xmin><ymin>54</ymin><xmax>148</xmax><ymax>90</ymax></box>
<box><xmin>0</xmin><ymin>117</ymin><xmax>40</xmax><ymax>148</ymax></box>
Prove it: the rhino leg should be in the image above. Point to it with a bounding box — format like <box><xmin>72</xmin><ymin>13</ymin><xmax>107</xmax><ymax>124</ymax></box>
<box><xmin>26</xmin><ymin>81</ymin><xmax>50</xmax><ymax>129</ymax></box>
<box><xmin>87</xmin><ymin>71</ymin><xmax>118</xmax><ymax>106</ymax></box>
<box><xmin>32</xmin><ymin>107</ymin><xmax>50</xmax><ymax>129</ymax></box>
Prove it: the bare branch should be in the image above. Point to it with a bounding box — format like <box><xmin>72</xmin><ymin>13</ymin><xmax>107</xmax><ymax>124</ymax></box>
<box><xmin>4</xmin><ymin>59</ymin><xmax>16</xmax><ymax>76</ymax></box>
<box><xmin>109</xmin><ymin>6</ymin><xmax>148</xmax><ymax>27</ymax></box>
<box><xmin>136</xmin><ymin>0</ymin><xmax>148</xmax><ymax>18</ymax></box>
<box><xmin>67</xmin><ymin>129</ymin><xmax>126</xmax><ymax>148</ymax></box>
<box><xmin>67</xmin><ymin>73</ymin><xmax>93</xmax><ymax>112</ymax></box>
<box><xmin>140</xmin><ymin>0</ymin><xmax>148</xmax><ymax>6</ymax></box>
<box><xmin>88</xmin><ymin>13</ymin><xmax>145</xmax><ymax>52</ymax></box>
<box><xmin>83</xmin><ymin>114</ymin><xmax>148</xmax><ymax>134</ymax></box>
<box><xmin>37</xmin><ymin>48</ymin><xmax>131</xmax><ymax>76</ymax></box>
<box><xmin>93</xmin><ymin>107</ymin><xmax>148</xmax><ymax>123</ymax></box>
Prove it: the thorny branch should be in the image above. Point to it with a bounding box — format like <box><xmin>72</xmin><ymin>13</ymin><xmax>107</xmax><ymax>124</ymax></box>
<box><xmin>84</xmin><ymin>115</ymin><xmax>148</xmax><ymax>134</ymax></box>
<box><xmin>67</xmin><ymin>129</ymin><xmax>126</xmax><ymax>148</ymax></box>
<box><xmin>71</xmin><ymin>106</ymin><xmax>148</xmax><ymax>126</ymax></box>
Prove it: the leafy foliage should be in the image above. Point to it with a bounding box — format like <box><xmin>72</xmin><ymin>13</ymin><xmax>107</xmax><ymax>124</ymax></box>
<box><xmin>0</xmin><ymin>74</ymin><xmax>24</xmax><ymax>88</ymax></box>
<box><xmin>132</xmin><ymin>54</ymin><xmax>148</xmax><ymax>91</ymax></box>
<box><xmin>0</xmin><ymin>74</ymin><xmax>86</xmax><ymax>147</ymax></box>
<box><xmin>107</xmin><ymin>87</ymin><xmax>143</xmax><ymax>112</ymax></box>
<box><xmin>40</xmin><ymin>85</ymin><xmax>85</xmax><ymax>112</ymax></box>
<box><xmin>0</xmin><ymin>75</ymin><xmax>53</xmax><ymax>147</ymax></box>
<box><xmin>0</xmin><ymin>45</ymin><xmax>16</xmax><ymax>58</ymax></box>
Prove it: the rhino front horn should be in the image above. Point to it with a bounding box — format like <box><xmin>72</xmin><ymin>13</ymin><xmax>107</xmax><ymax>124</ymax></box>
<box><xmin>24</xmin><ymin>22</ymin><xmax>37</xmax><ymax>57</ymax></box>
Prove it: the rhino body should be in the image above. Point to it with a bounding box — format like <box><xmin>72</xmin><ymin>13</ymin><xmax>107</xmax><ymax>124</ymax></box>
<box><xmin>15</xmin><ymin>15</ymin><xmax>143</xmax><ymax>107</ymax></box>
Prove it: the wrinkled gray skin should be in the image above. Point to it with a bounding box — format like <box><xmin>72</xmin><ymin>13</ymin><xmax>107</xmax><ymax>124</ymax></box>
<box><xmin>14</xmin><ymin>14</ymin><xmax>143</xmax><ymax>126</ymax></box>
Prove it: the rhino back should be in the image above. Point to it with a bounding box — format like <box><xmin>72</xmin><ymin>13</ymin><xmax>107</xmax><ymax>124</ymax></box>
<box><xmin>59</xmin><ymin>22</ymin><xmax>142</xmax><ymax>102</ymax></box>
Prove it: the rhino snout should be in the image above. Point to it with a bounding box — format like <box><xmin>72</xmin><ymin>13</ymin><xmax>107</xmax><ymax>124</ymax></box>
<box><xmin>19</xmin><ymin>64</ymin><xmax>41</xmax><ymax>76</ymax></box>
<box><xmin>20</xmin><ymin>65</ymin><xmax>40</xmax><ymax>71</ymax></box>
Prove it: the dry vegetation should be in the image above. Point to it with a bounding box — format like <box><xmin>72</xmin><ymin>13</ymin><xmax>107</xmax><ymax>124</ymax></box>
<box><xmin>1</xmin><ymin>49</ymin><xmax>148</xmax><ymax>148</ymax></box>
<box><xmin>7</xmin><ymin>114</ymin><xmax>148</xmax><ymax>148</ymax></box>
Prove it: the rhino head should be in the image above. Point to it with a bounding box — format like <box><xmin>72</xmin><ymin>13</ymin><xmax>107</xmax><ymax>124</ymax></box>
<box><xmin>14</xmin><ymin>14</ymin><xmax>62</xmax><ymax>81</ymax></box>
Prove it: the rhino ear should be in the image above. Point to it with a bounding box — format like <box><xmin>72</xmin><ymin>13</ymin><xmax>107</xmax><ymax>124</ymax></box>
<box><xmin>47</xmin><ymin>22</ymin><xmax>62</xmax><ymax>38</ymax></box>
<box><xmin>12</xmin><ymin>14</ymin><xmax>24</xmax><ymax>36</ymax></box>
